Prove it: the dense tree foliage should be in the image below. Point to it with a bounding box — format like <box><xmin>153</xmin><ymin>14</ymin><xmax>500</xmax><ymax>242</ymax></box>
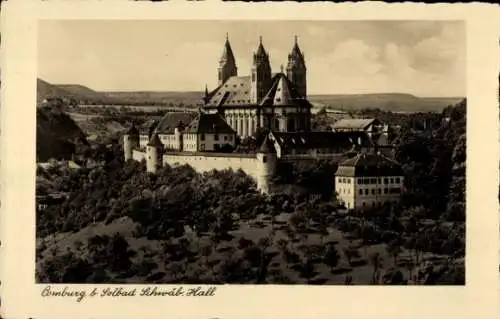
<box><xmin>36</xmin><ymin>100</ymin><xmax>466</xmax><ymax>285</ymax></box>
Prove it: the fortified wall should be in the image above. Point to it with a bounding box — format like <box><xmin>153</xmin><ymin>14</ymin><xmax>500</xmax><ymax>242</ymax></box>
<box><xmin>129</xmin><ymin>149</ymin><xmax>275</xmax><ymax>193</ymax></box>
<box><xmin>162</xmin><ymin>151</ymin><xmax>258</xmax><ymax>175</ymax></box>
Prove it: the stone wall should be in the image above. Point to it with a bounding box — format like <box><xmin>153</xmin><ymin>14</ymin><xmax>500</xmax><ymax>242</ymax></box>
<box><xmin>163</xmin><ymin>152</ymin><xmax>260</xmax><ymax>178</ymax></box>
<box><xmin>132</xmin><ymin>150</ymin><xmax>146</xmax><ymax>162</ymax></box>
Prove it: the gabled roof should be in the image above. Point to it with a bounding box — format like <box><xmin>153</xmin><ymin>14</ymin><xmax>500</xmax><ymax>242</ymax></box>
<box><xmin>154</xmin><ymin>112</ymin><xmax>196</xmax><ymax>134</ymax></box>
<box><xmin>333</xmin><ymin>118</ymin><xmax>379</xmax><ymax>130</ymax></box>
<box><xmin>270</xmin><ymin>131</ymin><xmax>372</xmax><ymax>151</ymax></box>
<box><xmin>336</xmin><ymin>152</ymin><xmax>403</xmax><ymax>177</ymax></box>
<box><xmin>184</xmin><ymin>113</ymin><xmax>236</xmax><ymax>134</ymax></box>
<box><xmin>139</xmin><ymin>119</ymin><xmax>160</xmax><ymax>135</ymax></box>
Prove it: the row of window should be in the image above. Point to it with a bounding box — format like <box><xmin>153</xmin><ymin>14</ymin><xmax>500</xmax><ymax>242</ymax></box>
<box><xmin>358</xmin><ymin>188</ymin><xmax>401</xmax><ymax>196</ymax></box>
<box><xmin>200</xmin><ymin>134</ymin><xmax>232</xmax><ymax>142</ymax></box>
<box><xmin>338</xmin><ymin>177</ymin><xmax>401</xmax><ymax>185</ymax></box>
<box><xmin>360</xmin><ymin>177</ymin><xmax>400</xmax><ymax>185</ymax></box>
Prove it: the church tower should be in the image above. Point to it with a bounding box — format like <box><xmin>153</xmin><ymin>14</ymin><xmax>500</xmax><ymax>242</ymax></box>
<box><xmin>218</xmin><ymin>33</ymin><xmax>238</xmax><ymax>86</ymax></box>
<box><xmin>250</xmin><ymin>36</ymin><xmax>272</xmax><ymax>104</ymax></box>
<box><xmin>286</xmin><ymin>36</ymin><xmax>307</xmax><ymax>98</ymax></box>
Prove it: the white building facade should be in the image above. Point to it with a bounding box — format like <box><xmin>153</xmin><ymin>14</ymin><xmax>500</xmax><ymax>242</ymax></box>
<box><xmin>335</xmin><ymin>153</ymin><xmax>404</xmax><ymax>211</ymax></box>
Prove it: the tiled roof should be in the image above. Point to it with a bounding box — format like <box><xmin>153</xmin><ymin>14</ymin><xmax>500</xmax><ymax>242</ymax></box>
<box><xmin>154</xmin><ymin>112</ymin><xmax>196</xmax><ymax>134</ymax></box>
<box><xmin>336</xmin><ymin>153</ymin><xmax>403</xmax><ymax>177</ymax></box>
<box><xmin>207</xmin><ymin>76</ymin><xmax>252</xmax><ymax>106</ymax></box>
<box><xmin>260</xmin><ymin>73</ymin><xmax>311</xmax><ymax>108</ymax></box>
<box><xmin>184</xmin><ymin>113</ymin><xmax>236</xmax><ymax>134</ymax></box>
<box><xmin>333</xmin><ymin>118</ymin><xmax>378</xmax><ymax>130</ymax></box>
<box><xmin>270</xmin><ymin>131</ymin><xmax>372</xmax><ymax>150</ymax></box>
<box><xmin>205</xmin><ymin>73</ymin><xmax>311</xmax><ymax>109</ymax></box>
<box><xmin>139</xmin><ymin>119</ymin><xmax>159</xmax><ymax>134</ymax></box>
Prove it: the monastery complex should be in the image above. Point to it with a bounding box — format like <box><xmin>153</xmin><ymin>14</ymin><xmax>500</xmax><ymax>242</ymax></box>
<box><xmin>123</xmin><ymin>35</ymin><xmax>404</xmax><ymax>211</ymax></box>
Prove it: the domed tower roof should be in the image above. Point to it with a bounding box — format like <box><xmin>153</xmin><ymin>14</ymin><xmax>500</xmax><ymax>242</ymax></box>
<box><xmin>219</xmin><ymin>33</ymin><xmax>236</xmax><ymax>65</ymax></box>
<box><xmin>147</xmin><ymin>133</ymin><xmax>163</xmax><ymax>148</ymax></box>
<box><xmin>258</xmin><ymin>135</ymin><xmax>276</xmax><ymax>154</ymax></box>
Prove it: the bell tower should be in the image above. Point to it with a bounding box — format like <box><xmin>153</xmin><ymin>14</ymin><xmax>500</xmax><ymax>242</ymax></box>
<box><xmin>286</xmin><ymin>36</ymin><xmax>307</xmax><ymax>98</ymax></box>
<box><xmin>250</xmin><ymin>36</ymin><xmax>272</xmax><ymax>104</ymax></box>
<box><xmin>218</xmin><ymin>33</ymin><xmax>238</xmax><ymax>86</ymax></box>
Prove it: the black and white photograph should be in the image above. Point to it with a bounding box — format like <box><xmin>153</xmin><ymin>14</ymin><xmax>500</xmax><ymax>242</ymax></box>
<box><xmin>34</xmin><ymin>19</ymin><xmax>466</xmax><ymax>285</ymax></box>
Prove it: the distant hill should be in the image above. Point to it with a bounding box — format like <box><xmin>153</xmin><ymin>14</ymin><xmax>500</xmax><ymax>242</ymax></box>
<box><xmin>37</xmin><ymin>78</ymin><xmax>463</xmax><ymax>113</ymax></box>
<box><xmin>37</xmin><ymin>79</ymin><xmax>118</xmax><ymax>105</ymax></box>
<box><xmin>102</xmin><ymin>91</ymin><xmax>204</xmax><ymax>106</ymax></box>
<box><xmin>37</xmin><ymin>106</ymin><xmax>88</xmax><ymax>161</ymax></box>
<box><xmin>308</xmin><ymin>93</ymin><xmax>464</xmax><ymax>113</ymax></box>
<box><xmin>37</xmin><ymin>79</ymin><xmax>78</xmax><ymax>103</ymax></box>
<box><xmin>57</xmin><ymin>84</ymin><xmax>114</xmax><ymax>102</ymax></box>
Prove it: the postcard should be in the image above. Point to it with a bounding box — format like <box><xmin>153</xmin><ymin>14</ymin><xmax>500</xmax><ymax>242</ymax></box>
<box><xmin>1</xmin><ymin>1</ymin><xmax>499</xmax><ymax>318</ymax></box>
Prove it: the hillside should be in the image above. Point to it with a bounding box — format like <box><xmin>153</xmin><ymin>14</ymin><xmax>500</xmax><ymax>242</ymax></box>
<box><xmin>102</xmin><ymin>91</ymin><xmax>204</xmax><ymax>106</ymax></box>
<box><xmin>57</xmin><ymin>84</ymin><xmax>113</xmax><ymax>102</ymax></box>
<box><xmin>308</xmin><ymin>93</ymin><xmax>463</xmax><ymax>113</ymax></box>
<box><xmin>37</xmin><ymin>106</ymin><xmax>89</xmax><ymax>161</ymax></box>
<box><xmin>37</xmin><ymin>79</ymin><xmax>78</xmax><ymax>103</ymax></box>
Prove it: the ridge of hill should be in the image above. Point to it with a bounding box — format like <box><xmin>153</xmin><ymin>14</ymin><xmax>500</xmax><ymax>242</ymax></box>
<box><xmin>37</xmin><ymin>79</ymin><xmax>78</xmax><ymax>103</ymax></box>
<box><xmin>57</xmin><ymin>84</ymin><xmax>111</xmax><ymax>101</ymax></box>
<box><xmin>37</xmin><ymin>78</ymin><xmax>463</xmax><ymax>113</ymax></box>
<box><xmin>308</xmin><ymin>93</ymin><xmax>463</xmax><ymax>113</ymax></box>
<box><xmin>37</xmin><ymin>79</ymin><xmax>118</xmax><ymax>105</ymax></box>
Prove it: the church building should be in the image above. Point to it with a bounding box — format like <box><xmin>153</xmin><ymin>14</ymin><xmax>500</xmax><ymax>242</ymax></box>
<box><xmin>202</xmin><ymin>34</ymin><xmax>312</xmax><ymax>138</ymax></box>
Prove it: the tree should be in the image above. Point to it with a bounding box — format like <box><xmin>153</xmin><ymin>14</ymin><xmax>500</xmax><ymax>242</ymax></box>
<box><xmin>343</xmin><ymin>247</ymin><xmax>359</xmax><ymax>266</ymax></box>
<box><xmin>386</xmin><ymin>239</ymin><xmax>402</xmax><ymax>266</ymax></box>
<box><xmin>323</xmin><ymin>244</ymin><xmax>340</xmax><ymax>271</ymax></box>
<box><xmin>369</xmin><ymin>252</ymin><xmax>383</xmax><ymax>284</ymax></box>
<box><xmin>299</xmin><ymin>259</ymin><xmax>316</xmax><ymax>283</ymax></box>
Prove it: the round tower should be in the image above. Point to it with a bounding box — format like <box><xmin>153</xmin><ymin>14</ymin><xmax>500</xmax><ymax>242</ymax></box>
<box><xmin>174</xmin><ymin>121</ymin><xmax>184</xmax><ymax>151</ymax></box>
<box><xmin>256</xmin><ymin>135</ymin><xmax>277</xmax><ymax>193</ymax></box>
<box><xmin>123</xmin><ymin>124</ymin><xmax>139</xmax><ymax>161</ymax></box>
<box><xmin>146</xmin><ymin>133</ymin><xmax>164</xmax><ymax>174</ymax></box>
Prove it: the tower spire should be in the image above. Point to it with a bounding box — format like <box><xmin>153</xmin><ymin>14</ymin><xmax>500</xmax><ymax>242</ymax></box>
<box><xmin>218</xmin><ymin>32</ymin><xmax>238</xmax><ymax>85</ymax></box>
<box><xmin>286</xmin><ymin>35</ymin><xmax>307</xmax><ymax>97</ymax></box>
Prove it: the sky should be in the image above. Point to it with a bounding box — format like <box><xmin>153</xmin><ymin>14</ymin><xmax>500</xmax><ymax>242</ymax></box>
<box><xmin>38</xmin><ymin>20</ymin><xmax>466</xmax><ymax>97</ymax></box>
